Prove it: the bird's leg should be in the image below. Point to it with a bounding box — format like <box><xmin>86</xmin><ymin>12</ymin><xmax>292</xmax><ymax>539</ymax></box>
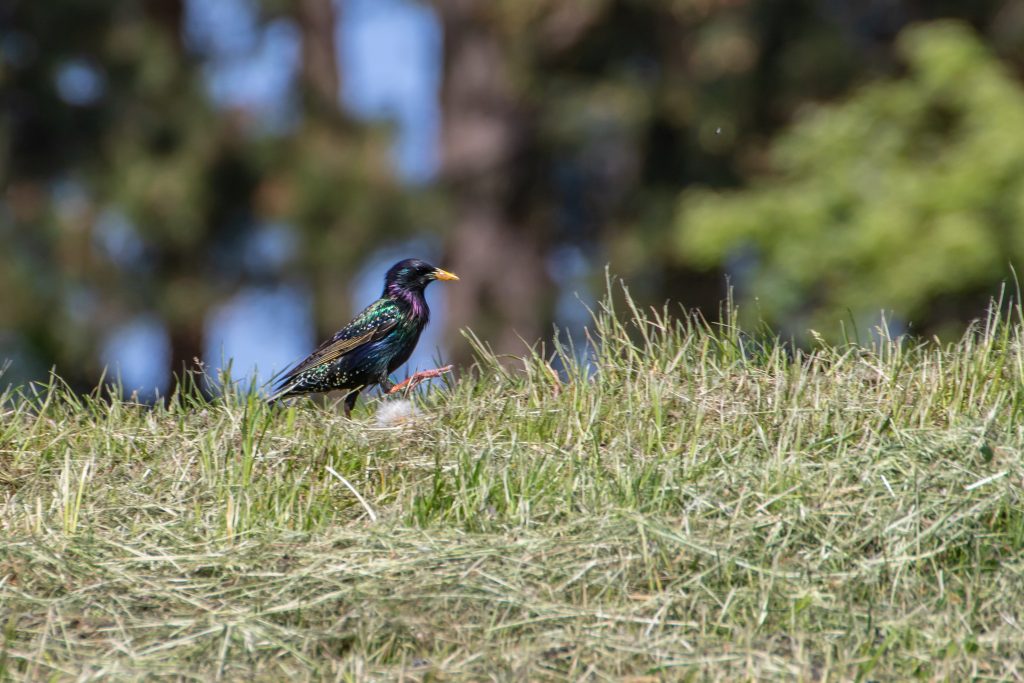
<box><xmin>343</xmin><ymin>389</ymin><xmax>361</xmax><ymax>418</ymax></box>
<box><xmin>387</xmin><ymin>365</ymin><xmax>454</xmax><ymax>395</ymax></box>
<box><xmin>378</xmin><ymin>376</ymin><xmax>395</xmax><ymax>394</ymax></box>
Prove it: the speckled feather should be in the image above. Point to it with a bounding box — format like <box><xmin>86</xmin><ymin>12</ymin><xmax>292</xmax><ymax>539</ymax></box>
<box><xmin>271</xmin><ymin>298</ymin><xmax>422</xmax><ymax>397</ymax></box>
<box><xmin>268</xmin><ymin>259</ymin><xmax>449</xmax><ymax>406</ymax></box>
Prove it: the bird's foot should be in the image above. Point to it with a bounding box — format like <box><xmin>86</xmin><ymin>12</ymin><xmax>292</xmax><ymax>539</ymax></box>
<box><xmin>387</xmin><ymin>365</ymin><xmax>454</xmax><ymax>395</ymax></box>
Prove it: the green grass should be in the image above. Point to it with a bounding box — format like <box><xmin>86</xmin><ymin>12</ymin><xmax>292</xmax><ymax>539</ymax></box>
<box><xmin>2</xmin><ymin>284</ymin><xmax>1024</xmax><ymax>681</ymax></box>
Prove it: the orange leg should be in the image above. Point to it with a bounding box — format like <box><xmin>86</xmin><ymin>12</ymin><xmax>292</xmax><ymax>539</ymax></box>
<box><xmin>387</xmin><ymin>365</ymin><xmax>454</xmax><ymax>395</ymax></box>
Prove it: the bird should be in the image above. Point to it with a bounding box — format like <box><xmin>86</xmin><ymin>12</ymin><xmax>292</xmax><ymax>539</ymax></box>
<box><xmin>268</xmin><ymin>258</ymin><xmax>459</xmax><ymax>417</ymax></box>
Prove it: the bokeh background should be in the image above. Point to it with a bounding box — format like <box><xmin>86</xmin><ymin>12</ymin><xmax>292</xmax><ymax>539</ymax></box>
<box><xmin>3</xmin><ymin>0</ymin><xmax>1024</xmax><ymax>398</ymax></box>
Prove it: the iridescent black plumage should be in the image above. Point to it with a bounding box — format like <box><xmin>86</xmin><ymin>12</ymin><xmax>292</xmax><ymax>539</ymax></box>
<box><xmin>269</xmin><ymin>259</ymin><xmax>458</xmax><ymax>416</ymax></box>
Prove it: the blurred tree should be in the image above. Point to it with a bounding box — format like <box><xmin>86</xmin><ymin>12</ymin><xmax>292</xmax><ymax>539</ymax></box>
<box><xmin>675</xmin><ymin>21</ymin><xmax>1024</xmax><ymax>339</ymax></box>
<box><xmin>435</xmin><ymin>1</ymin><xmax>553</xmax><ymax>358</ymax></box>
<box><xmin>0</xmin><ymin>0</ymin><xmax>420</xmax><ymax>392</ymax></box>
<box><xmin>4</xmin><ymin>0</ymin><xmax>1023</xmax><ymax>393</ymax></box>
<box><xmin>433</xmin><ymin>1</ymin><xmax>1021</xmax><ymax>361</ymax></box>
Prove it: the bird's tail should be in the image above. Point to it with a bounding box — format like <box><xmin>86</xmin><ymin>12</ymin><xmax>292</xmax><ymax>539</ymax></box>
<box><xmin>265</xmin><ymin>373</ymin><xmax>298</xmax><ymax>404</ymax></box>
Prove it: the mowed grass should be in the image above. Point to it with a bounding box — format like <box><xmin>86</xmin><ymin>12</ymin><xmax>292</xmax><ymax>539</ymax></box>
<box><xmin>2</xmin><ymin>285</ymin><xmax>1024</xmax><ymax>681</ymax></box>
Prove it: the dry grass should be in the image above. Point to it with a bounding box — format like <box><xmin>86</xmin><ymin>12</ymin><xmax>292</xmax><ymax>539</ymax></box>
<box><xmin>2</xmin><ymin>284</ymin><xmax>1024</xmax><ymax>681</ymax></box>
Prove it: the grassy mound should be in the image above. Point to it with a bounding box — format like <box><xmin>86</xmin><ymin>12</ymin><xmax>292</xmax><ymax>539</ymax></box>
<box><xmin>2</xmin><ymin>287</ymin><xmax>1023</xmax><ymax>680</ymax></box>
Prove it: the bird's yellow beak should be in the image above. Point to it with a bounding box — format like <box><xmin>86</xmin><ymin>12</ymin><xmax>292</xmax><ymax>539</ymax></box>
<box><xmin>432</xmin><ymin>268</ymin><xmax>459</xmax><ymax>282</ymax></box>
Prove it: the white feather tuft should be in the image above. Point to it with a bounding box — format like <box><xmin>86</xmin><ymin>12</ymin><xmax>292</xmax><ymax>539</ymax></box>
<box><xmin>375</xmin><ymin>399</ymin><xmax>421</xmax><ymax>426</ymax></box>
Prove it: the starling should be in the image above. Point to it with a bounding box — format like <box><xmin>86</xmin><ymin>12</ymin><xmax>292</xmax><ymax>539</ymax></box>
<box><xmin>269</xmin><ymin>258</ymin><xmax>459</xmax><ymax>416</ymax></box>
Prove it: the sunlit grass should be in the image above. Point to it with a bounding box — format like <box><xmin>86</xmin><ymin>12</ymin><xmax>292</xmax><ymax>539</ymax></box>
<box><xmin>2</xmin><ymin>283</ymin><xmax>1023</xmax><ymax>680</ymax></box>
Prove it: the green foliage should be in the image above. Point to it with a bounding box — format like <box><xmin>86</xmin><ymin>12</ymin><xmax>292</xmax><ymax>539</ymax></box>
<box><xmin>676</xmin><ymin>21</ymin><xmax>1024</xmax><ymax>337</ymax></box>
<box><xmin>2</xmin><ymin>283</ymin><xmax>1024</xmax><ymax>678</ymax></box>
<box><xmin>0</xmin><ymin>1</ymin><xmax>424</xmax><ymax>388</ymax></box>
<box><xmin>5</xmin><ymin>3</ymin><xmax>1023</xmax><ymax>387</ymax></box>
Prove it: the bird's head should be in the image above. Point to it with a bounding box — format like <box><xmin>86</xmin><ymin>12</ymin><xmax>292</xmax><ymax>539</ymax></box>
<box><xmin>384</xmin><ymin>258</ymin><xmax>459</xmax><ymax>296</ymax></box>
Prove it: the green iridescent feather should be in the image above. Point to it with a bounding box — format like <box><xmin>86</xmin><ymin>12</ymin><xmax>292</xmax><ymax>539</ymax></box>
<box><xmin>267</xmin><ymin>258</ymin><xmax>455</xmax><ymax>415</ymax></box>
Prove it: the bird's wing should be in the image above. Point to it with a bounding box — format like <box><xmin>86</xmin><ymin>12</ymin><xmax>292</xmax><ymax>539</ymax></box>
<box><xmin>277</xmin><ymin>299</ymin><xmax>401</xmax><ymax>382</ymax></box>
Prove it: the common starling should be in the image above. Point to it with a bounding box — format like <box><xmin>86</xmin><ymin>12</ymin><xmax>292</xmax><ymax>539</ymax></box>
<box><xmin>268</xmin><ymin>258</ymin><xmax>459</xmax><ymax>416</ymax></box>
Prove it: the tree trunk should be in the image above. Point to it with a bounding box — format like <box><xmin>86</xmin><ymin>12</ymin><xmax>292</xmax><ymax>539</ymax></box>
<box><xmin>295</xmin><ymin>0</ymin><xmax>348</xmax><ymax>343</ymax></box>
<box><xmin>437</xmin><ymin>1</ymin><xmax>551</xmax><ymax>364</ymax></box>
<box><xmin>297</xmin><ymin>0</ymin><xmax>341</xmax><ymax>116</ymax></box>
<box><xmin>144</xmin><ymin>0</ymin><xmax>212</xmax><ymax>392</ymax></box>
<box><xmin>168</xmin><ymin>317</ymin><xmax>205</xmax><ymax>389</ymax></box>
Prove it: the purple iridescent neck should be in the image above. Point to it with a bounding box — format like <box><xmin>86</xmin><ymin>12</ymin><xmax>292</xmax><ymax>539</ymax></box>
<box><xmin>386</xmin><ymin>283</ymin><xmax>429</xmax><ymax>322</ymax></box>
